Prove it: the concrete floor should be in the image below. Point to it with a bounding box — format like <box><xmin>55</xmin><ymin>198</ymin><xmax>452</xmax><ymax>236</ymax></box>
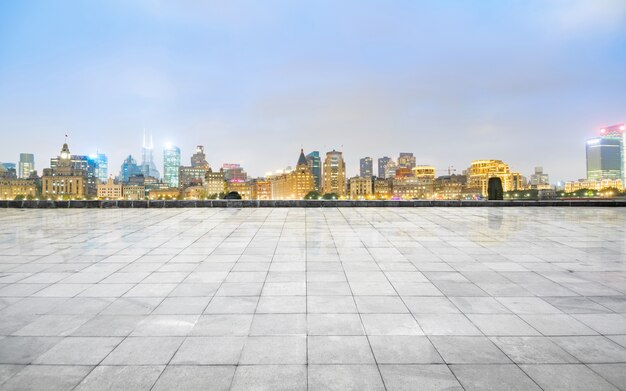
<box><xmin>0</xmin><ymin>207</ymin><xmax>625</xmax><ymax>390</ymax></box>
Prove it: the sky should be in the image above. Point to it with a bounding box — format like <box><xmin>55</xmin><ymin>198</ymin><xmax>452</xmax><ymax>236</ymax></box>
<box><xmin>1</xmin><ymin>0</ymin><xmax>625</xmax><ymax>182</ymax></box>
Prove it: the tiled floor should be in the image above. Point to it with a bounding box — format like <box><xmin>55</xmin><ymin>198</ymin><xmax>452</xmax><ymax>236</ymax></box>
<box><xmin>0</xmin><ymin>207</ymin><xmax>625</xmax><ymax>390</ymax></box>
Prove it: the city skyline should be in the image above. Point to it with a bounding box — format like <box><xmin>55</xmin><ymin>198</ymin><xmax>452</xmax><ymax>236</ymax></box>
<box><xmin>1</xmin><ymin>1</ymin><xmax>626</xmax><ymax>181</ymax></box>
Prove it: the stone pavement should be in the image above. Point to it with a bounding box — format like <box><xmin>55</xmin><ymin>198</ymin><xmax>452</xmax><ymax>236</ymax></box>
<box><xmin>0</xmin><ymin>207</ymin><xmax>625</xmax><ymax>390</ymax></box>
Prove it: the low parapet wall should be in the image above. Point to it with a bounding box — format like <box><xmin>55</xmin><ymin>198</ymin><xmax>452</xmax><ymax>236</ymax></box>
<box><xmin>1</xmin><ymin>199</ymin><xmax>626</xmax><ymax>208</ymax></box>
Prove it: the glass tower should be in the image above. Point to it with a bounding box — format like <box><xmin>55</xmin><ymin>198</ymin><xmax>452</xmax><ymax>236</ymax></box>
<box><xmin>163</xmin><ymin>145</ymin><xmax>181</xmax><ymax>188</ymax></box>
<box><xmin>359</xmin><ymin>157</ymin><xmax>373</xmax><ymax>177</ymax></box>
<box><xmin>586</xmin><ymin>137</ymin><xmax>622</xmax><ymax>180</ymax></box>
<box><xmin>378</xmin><ymin>157</ymin><xmax>391</xmax><ymax>178</ymax></box>
<box><xmin>306</xmin><ymin>151</ymin><xmax>321</xmax><ymax>191</ymax></box>
<box><xmin>18</xmin><ymin>153</ymin><xmax>35</xmax><ymax>179</ymax></box>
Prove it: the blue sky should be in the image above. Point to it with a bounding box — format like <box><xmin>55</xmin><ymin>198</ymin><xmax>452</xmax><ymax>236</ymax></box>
<box><xmin>1</xmin><ymin>0</ymin><xmax>625</xmax><ymax>181</ymax></box>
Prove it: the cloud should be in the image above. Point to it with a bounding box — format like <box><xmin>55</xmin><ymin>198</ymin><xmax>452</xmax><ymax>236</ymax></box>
<box><xmin>541</xmin><ymin>0</ymin><xmax>626</xmax><ymax>35</ymax></box>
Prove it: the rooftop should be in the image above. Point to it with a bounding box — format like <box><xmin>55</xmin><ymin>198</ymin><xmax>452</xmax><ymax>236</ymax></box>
<box><xmin>0</xmin><ymin>208</ymin><xmax>625</xmax><ymax>390</ymax></box>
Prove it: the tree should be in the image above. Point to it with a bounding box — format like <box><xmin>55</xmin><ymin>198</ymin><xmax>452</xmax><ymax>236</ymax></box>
<box><xmin>304</xmin><ymin>191</ymin><xmax>321</xmax><ymax>200</ymax></box>
<box><xmin>322</xmin><ymin>193</ymin><xmax>339</xmax><ymax>200</ymax></box>
<box><xmin>224</xmin><ymin>191</ymin><xmax>242</xmax><ymax>200</ymax></box>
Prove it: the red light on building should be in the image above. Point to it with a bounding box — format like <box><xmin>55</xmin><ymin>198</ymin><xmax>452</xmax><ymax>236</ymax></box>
<box><xmin>598</xmin><ymin>124</ymin><xmax>624</xmax><ymax>137</ymax></box>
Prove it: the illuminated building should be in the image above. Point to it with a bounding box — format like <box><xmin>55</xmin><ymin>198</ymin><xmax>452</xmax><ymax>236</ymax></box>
<box><xmin>434</xmin><ymin>175</ymin><xmax>466</xmax><ymax>200</ymax></box>
<box><xmin>398</xmin><ymin>152</ymin><xmax>416</xmax><ymax>169</ymax></box>
<box><xmin>50</xmin><ymin>154</ymin><xmax>98</xmax><ymax>196</ymax></box>
<box><xmin>183</xmin><ymin>186</ymin><xmax>207</xmax><ymax>199</ymax></box>
<box><xmin>392</xmin><ymin>176</ymin><xmax>434</xmax><ymax>199</ymax></box>
<box><xmin>92</xmin><ymin>153</ymin><xmax>108</xmax><ymax>183</ymax></box>
<box><xmin>97</xmin><ymin>177</ymin><xmax>122</xmax><ymax>199</ymax></box>
<box><xmin>306</xmin><ymin>151</ymin><xmax>322</xmax><ymax>191</ymax></box>
<box><xmin>222</xmin><ymin>163</ymin><xmax>247</xmax><ymax>182</ymax></box>
<box><xmin>148</xmin><ymin>188</ymin><xmax>180</xmax><ymax>200</ymax></box>
<box><xmin>163</xmin><ymin>145</ymin><xmax>181</xmax><ymax>188</ymax></box>
<box><xmin>359</xmin><ymin>157</ymin><xmax>373</xmax><ymax>178</ymax></box>
<box><xmin>378</xmin><ymin>157</ymin><xmax>391</xmax><ymax>178</ymax></box>
<box><xmin>565</xmin><ymin>179</ymin><xmax>623</xmax><ymax>193</ymax></box>
<box><xmin>467</xmin><ymin>160</ymin><xmax>525</xmax><ymax>196</ymax></box>
<box><xmin>322</xmin><ymin>150</ymin><xmax>346</xmax><ymax>196</ymax></box>
<box><xmin>349</xmin><ymin>176</ymin><xmax>372</xmax><ymax>199</ymax></box>
<box><xmin>18</xmin><ymin>153</ymin><xmax>35</xmax><ymax>179</ymax></box>
<box><xmin>253</xmin><ymin>179</ymin><xmax>272</xmax><ymax>200</ymax></box>
<box><xmin>141</xmin><ymin>131</ymin><xmax>160</xmax><ymax>179</ymax></box>
<box><xmin>0</xmin><ymin>165</ymin><xmax>36</xmax><ymax>199</ymax></box>
<box><xmin>373</xmin><ymin>178</ymin><xmax>393</xmax><ymax>199</ymax></box>
<box><xmin>227</xmin><ymin>180</ymin><xmax>254</xmax><ymax>199</ymax></box>
<box><xmin>587</xmin><ymin>124</ymin><xmax>623</xmax><ymax>181</ymax></box>
<box><xmin>270</xmin><ymin>149</ymin><xmax>315</xmax><ymax>199</ymax></box>
<box><xmin>41</xmin><ymin>142</ymin><xmax>87</xmax><ymax>198</ymax></box>
<box><xmin>191</xmin><ymin>145</ymin><xmax>209</xmax><ymax>168</ymax></box>
<box><xmin>205</xmin><ymin>168</ymin><xmax>226</xmax><ymax>197</ymax></box>
<box><xmin>395</xmin><ymin>167</ymin><xmax>412</xmax><ymax>178</ymax></box>
<box><xmin>120</xmin><ymin>155</ymin><xmax>142</xmax><ymax>183</ymax></box>
<box><xmin>412</xmin><ymin>166</ymin><xmax>435</xmax><ymax>179</ymax></box>
<box><xmin>179</xmin><ymin>166</ymin><xmax>208</xmax><ymax>189</ymax></box>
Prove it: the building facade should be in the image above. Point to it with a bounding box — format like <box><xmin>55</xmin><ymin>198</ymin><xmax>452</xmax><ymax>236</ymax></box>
<box><xmin>398</xmin><ymin>153</ymin><xmax>416</xmax><ymax>169</ymax></box>
<box><xmin>163</xmin><ymin>145</ymin><xmax>181</xmax><ymax>188</ymax></box>
<box><xmin>120</xmin><ymin>155</ymin><xmax>142</xmax><ymax>183</ymax></box>
<box><xmin>18</xmin><ymin>153</ymin><xmax>35</xmax><ymax>179</ymax></box>
<box><xmin>141</xmin><ymin>131</ymin><xmax>160</xmax><ymax>179</ymax></box>
<box><xmin>359</xmin><ymin>157</ymin><xmax>373</xmax><ymax>178</ymax></box>
<box><xmin>205</xmin><ymin>168</ymin><xmax>226</xmax><ymax>197</ymax></box>
<box><xmin>306</xmin><ymin>151</ymin><xmax>322</xmax><ymax>192</ymax></box>
<box><xmin>191</xmin><ymin>145</ymin><xmax>209</xmax><ymax>168</ymax></box>
<box><xmin>373</xmin><ymin>178</ymin><xmax>393</xmax><ymax>199</ymax></box>
<box><xmin>322</xmin><ymin>150</ymin><xmax>346</xmax><ymax>196</ymax></box>
<box><xmin>378</xmin><ymin>157</ymin><xmax>391</xmax><ymax>179</ymax></box>
<box><xmin>270</xmin><ymin>149</ymin><xmax>315</xmax><ymax>200</ymax></box>
<box><xmin>97</xmin><ymin>177</ymin><xmax>122</xmax><ymax>199</ymax></box>
<box><xmin>349</xmin><ymin>176</ymin><xmax>372</xmax><ymax>199</ymax></box>
<box><xmin>42</xmin><ymin>143</ymin><xmax>88</xmax><ymax>198</ymax></box>
<box><xmin>467</xmin><ymin>160</ymin><xmax>525</xmax><ymax>196</ymax></box>
<box><xmin>586</xmin><ymin>136</ymin><xmax>622</xmax><ymax>181</ymax></box>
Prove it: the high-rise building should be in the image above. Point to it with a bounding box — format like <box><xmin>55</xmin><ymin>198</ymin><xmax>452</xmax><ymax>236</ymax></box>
<box><xmin>163</xmin><ymin>145</ymin><xmax>181</xmax><ymax>188</ymax></box>
<box><xmin>378</xmin><ymin>157</ymin><xmax>391</xmax><ymax>178</ymax></box>
<box><xmin>222</xmin><ymin>163</ymin><xmax>247</xmax><ymax>182</ymax></box>
<box><xmin>384</xmin><ymin>160</ymin><xmax>398</xmax><ymax>179</ymax></box>
<box><xmin>306</xmin><ymin>151</ymin><xmax>322</xmax><ymax>191</ymax></box>
<box><xmin>587</xmin><ymin>124</ymin><xmax>626</xmax><ymax>182</ymax></box>
<box><xmin>359</xmin><ymin>157</ymin><xmax>373</xmax><ymax>178</ymax></box>
<box><xmin>323</xmin><ymin>150</ymin><xmax>346</xmax><ymax>196</ymax></box>
<box><xmin>398</xmin><ymin>153</ymin><xmax>416</xmax><ymax>169</ymax></box>
<box><xmin>90</xmin><ymin>153</ymin><xmax>108</xmax><ymax>183</ymax></box>
<box><xmin>120</xmin><ymin>155</ymin><xmax>142</xmax><ymax>183</ymax></box>
<box><xmin>586</xmin><ymin>137</ymin><xmax>622</xmax><ymax>180</ymax></box>
<box><xmin>191</xmin><ymin>145</ymin><xmax>209</xmax><ymax>168</ymax></box>
<box><xmin>42</xmin><ymin>142</ymin><xmax>88</xmax><ymax>198</ymax></box>
<box><xmin>141</xmin><ymin>131</ymin><xmax>160</xmax><ymax>179</ymax></box>
<box><xmin>18</xmin><ymin>153</ymin><xmax>35</xmax><ymax>179</ymax></box>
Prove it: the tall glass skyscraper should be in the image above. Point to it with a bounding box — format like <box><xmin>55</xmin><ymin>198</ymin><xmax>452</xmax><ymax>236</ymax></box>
<box><xmin>586</xmin><ymin>137</ymin><xmax>622</xmax><ymax>180</ymax></box>
<box><xmin>163</xmin><ymin>145</ymin><xmax>181</xmax><ymax>188</ymax></box>
<box><xmin>306</xmin><ymin>151</ymin><xmax>321</xmax><ymax>192</ymax></box>
<box><xmin>378</xmin><ymin>157</ymin><xmax>391</xmax><ymax>178</ymax></box>
<box><xmin>18</xmin><ymin>153</ymin><xmax>35</xmax><ymax>179</ymax></box>
<box><xmin>90</xmin><ymin>153</ymin><xmax>108</xmax><ymax>183</ymax></box>
<box><xmin>141</xmin><ymin>131</ymin><xmax>160</xmax><ymax>179</ymax></box>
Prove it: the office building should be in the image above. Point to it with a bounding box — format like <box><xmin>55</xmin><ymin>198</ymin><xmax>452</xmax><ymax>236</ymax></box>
<box><xmin>222</xmin><ymin>163</ymin><xmax>247</xmax><ymax>182</ymax></box>
<box><xmin>205</xmin><ymin>168</ymin><xmax>226</xmax><ymax>197</ymax></box>
<box><xmin>0</xmin><ymin>165</ymin><xmax>36</xmax><ymax>199</ymax></box>
<box><xmin>349</xmin><ymin>176</ymin><xmax>372</xmax><ymax>199</ymax></box>
<box><xmin>586</xmin><ymin>137</ymin><xmax>622</xmax><ymax>180</ymax></box>
<box><xmin>191</xmin><ymin>145</ymin><xmax>209</xmax><ymax>168</ymax></box>
<box><xmin>306</xmin><ymin>151</ymin><xmax>322</xmax><ymax>191</ymax></box>
<box><xmin>163</xmin><ymin>145</ymin><xmax>181</xmax><ymax>188</ymax></box>
<box><xmin>359</xmin><ymin>157</ymin><xmax>373</xmax><ymax>178</ymax></box>
<box><xmin>565</xmin><ymin>179</ymin><xmax>623</xmax><ymax>193</ymax></box>
<box><xmin>120</xmin><ymin>155</ymin><xmax>142</xmax><ymax>183</ymax></box>
<box><xmin>92</xmin><ymin>153</ymin><xmax>108</xmax><ymax>183</ymax></box>
<box><xmin>529</xmin><ymin>167</ymin><xmax>551</xmax><ymax>189</ymax></box>
<box><xmin>270</xmin><ymin>149</ymin><xmax>315</xmax><ymax>200</ymax></box>
<box><xmin>254</xmin><ymin>179</ymin><xmax>272</xmax><ymax>200</ymax></box>
<box><xmin>323</xmin><ymin>150</ymin><xmax>346</xmax><ymax>196</ymax></box>
<box><xmin>18</xmin><ymin>153</ymin><xmax>35</xmax><ymax>179</ymax></box>
<box><xmin>378</xmin><ymin>157</ymin><xmax>391</xmax><ymax>178</ymax></box>
<box><xmin>398</xmin><ymin>152</ymin><xmax>416</xmax><ymax>169</ymax></box>
<box><xmin>373</xmin><ymin>178</ymin><xmax>393</xmax><ymax>199</ymax></box>
<box><xmin>97</xmin><ymin>177</ymin><xmax>122</xmax><ymax>199</ymax></box>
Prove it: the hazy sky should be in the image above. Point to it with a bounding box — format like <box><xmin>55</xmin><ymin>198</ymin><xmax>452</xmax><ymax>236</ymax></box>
<box><xmin>1</xmin><ymin>0</ymin><xmax>625</xmax><ymax>181</ymax></box>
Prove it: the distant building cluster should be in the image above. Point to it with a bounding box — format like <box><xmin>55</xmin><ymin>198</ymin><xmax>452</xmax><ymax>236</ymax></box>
<box><xmin>1</xmin><ymin>124</ymin><xmax>625</xmax><ymax>200</ymax></box>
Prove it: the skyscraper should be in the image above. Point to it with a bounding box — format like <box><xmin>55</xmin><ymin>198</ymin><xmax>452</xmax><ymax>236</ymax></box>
<box><xmin>120</xmin><ymin>155</ymin><xmax>142</xmax><ymax>183</ymax></box>
<box><xmin>163</xmin><ymin>145</ymin><xmax>181</xmax><ymax>188</ymax></box>
<box><xmin>378</xmin><ymin>157</ymin><xmax>391</xmax><ymax>178</ymax></box>
<box><xmin>398</xmin><ymin>152</ymin><xmax>416</xmax><ymax>169</ymax></box>
<box><xmin>18</xmin><ymin>153</ymin><xmax>35</xmax><ymax>179</ymax></box>
<box><xmin>359</xmin><ymin>157</ymin><xmax>373</xmax><ymax>177</ymax></box>
<box><xmin>323</xmin><ymin>150</ymin><xmax>346</xmax><ymax>196</ymax></box>
<box><xmin>91</xmin><ymin>153</ymin><xmax>108</xmax><ymax>183</ymax></box>
<box><xmin>141</xmin><ymin>130</ymin><xmax>160</xmax><ymax>179</ymax></box>
<box><xmin>191</xmin><ymin>145</ymin><xmax>209</xmax><ymax>168</ymax></box>
<box><xmin>306</xmin><ymin>151</ymin><xmax>321</xmax><ymax>192</ymax></box>
<box><xmin>586</xmin><ymin>137</ymin><xmax>622</xmax><ymax>180</ymax></box>
<box><xmin>222</xmin><ymin>163</ymin><xmax>247</xmax><ymax>182</ymax></box>
<box><xmin>598</xmin><ymin>124</ymin><xmax>625</xmax><ymax>182</ymax></box>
